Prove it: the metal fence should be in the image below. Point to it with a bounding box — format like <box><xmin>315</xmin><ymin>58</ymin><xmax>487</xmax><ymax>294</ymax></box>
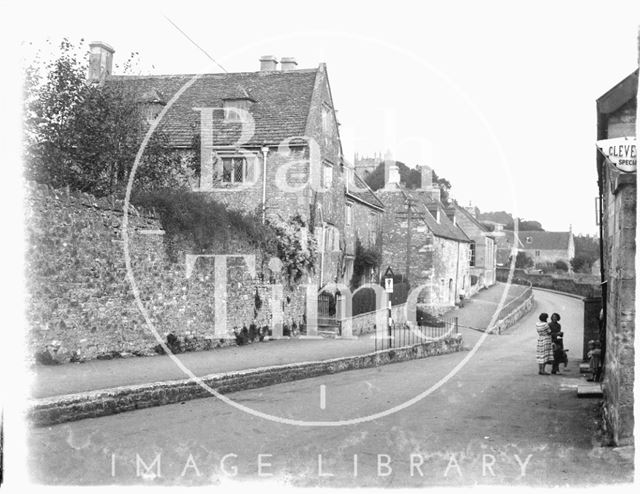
<box><xmin>374</xmin><ymin>316</ymin><xmax>458</xmax><ymax>352</ymax></box>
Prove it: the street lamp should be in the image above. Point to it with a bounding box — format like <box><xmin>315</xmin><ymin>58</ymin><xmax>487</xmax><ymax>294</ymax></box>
<box><xmin>383</xmin><ymin>266</ymin><xmax>394</xmax><ymax>333</ymax></box>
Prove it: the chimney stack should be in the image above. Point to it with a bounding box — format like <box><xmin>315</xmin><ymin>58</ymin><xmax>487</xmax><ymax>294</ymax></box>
<box><xmin>280</xmin><ymin>57</ymin><xmax>298</xmax><ymax>71</ymax></box>
<box><xmin>88</xmin><ymin>41</ymin><xmax>115</xmax><ymax>82</ymax></box>
<box><xmin>383</xmin><ymin>162</ymin><xmax>401</xmax><ymax>190</ymax></box>
<box><xmin>419</xmin><ymin>165</ymin><xmax>433</xmax><ymax>190</ymax></box>
<box><xmin>259</xmin><ymin>55</ymin><xmax>278</xmax><ymax>71</ymax></box>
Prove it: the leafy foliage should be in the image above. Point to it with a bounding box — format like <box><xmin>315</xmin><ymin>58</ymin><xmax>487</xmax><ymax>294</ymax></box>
<box><xmin>515</xmin><ymin>251</ymin><xmax>534</xmax><ymax>268</ymax></box>
<box><xmin>350</xmin><ymin>239</ymin><xmax>382</xmax><ymax>289</ymax></box>
<box><xmin>573</xmin><ymin>235</ymin><xmax>599</xmax><ymax>269</ymax></box>
<box><xmin>570</xmin><ymin>255</ymin><xmax>593</xmax><ymax>273</ymax></box>
<box><xmin>23</xmin><ymin>39</ymin><xmax>188</xmax><ymax>197</ymax></box>
<box><xmin>364</xmin><ymin>160</ymin><xmax>452</xmax><ymax>205</ymax></box>
<box><xmin>131</xmin><ymin>190</ymin><xmax>316</xmax><ymax>283</ymax></box>
<box><xmin>553</xmin><ymin>260</ymin><xmax>569</xmax><ymax>272</ymax></box>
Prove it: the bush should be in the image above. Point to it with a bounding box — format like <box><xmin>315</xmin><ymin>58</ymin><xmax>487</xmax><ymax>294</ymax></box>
<box><xmin>570</xmin><ymin>255</ymin><xmax>592</xmax><ymax>273</ymax></box>
<box><xmin>554</xmin><ymin>260</ymin><xmax>569</xmax><ymax>272</ymax></box>
<box><xmin>515</xmin><ymin>252</ymin><xmax>534</xmax><ymax>269</ymax></box>
<box><xmin>416</xmin><ymin>308</ymin><xmax>445</xmax><ymax>327</ymax></box>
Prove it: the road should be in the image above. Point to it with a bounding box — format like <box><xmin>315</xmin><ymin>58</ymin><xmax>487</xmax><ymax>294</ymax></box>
<box><xmin>27</xmin><ymin>289</ymin><xmax>633</xmax><ymax>486</ymax></box>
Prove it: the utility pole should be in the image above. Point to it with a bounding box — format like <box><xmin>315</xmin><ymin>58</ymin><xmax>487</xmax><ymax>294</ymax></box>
<box><xmin>405</xmin><ymin>197</ymin><xmax>415</xmax><ymax>283</ymax></box>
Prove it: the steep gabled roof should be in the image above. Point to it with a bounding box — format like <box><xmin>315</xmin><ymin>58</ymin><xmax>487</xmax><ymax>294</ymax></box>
<box><xmin>405</xmin><ymin>191</ymin><xmax>470</xmax><ymax>243</ymax></box>
<box><xmin>107</xmin><ymin>69</ymin><xmax>319</xmax><ymax>148</ymax></box>
<box><xmin>597</xmin><ymin>69</ymin><xmax>638</xmax><ymax>115</ymax></box>
<box><xmin>517</xmin><ymin>231</ymin><xmax>572</xmax><ymax>250</ymax></box>
<box><xmin>453</xmin><ymin>204</ymin><xmax>490</xmax><ymax>233</ymax></box>
<box><xmin>345</xmin><ymin>166</ymin><xmax>385</xmax><ymax>211</ymax></box>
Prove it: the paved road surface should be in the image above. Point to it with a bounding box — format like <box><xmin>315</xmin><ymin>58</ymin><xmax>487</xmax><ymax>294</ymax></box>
<box><xmin>27</xmin><ymin>289</ymin><xmax>633</xmax><ymax>486</ymax></box>
<box><xmin>31</xmin><ymin>282</ymin><xmax>526</xmax><ymax>398</ymax></box>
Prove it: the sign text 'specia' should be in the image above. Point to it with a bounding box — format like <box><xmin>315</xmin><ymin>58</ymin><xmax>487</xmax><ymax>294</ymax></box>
<box><xmin>596</xmin><ymin>137</ymin><xmax>637</xmax><ymax>172</ymax></box>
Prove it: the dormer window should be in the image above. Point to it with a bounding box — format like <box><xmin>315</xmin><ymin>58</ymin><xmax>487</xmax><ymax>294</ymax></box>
<box><xmin>526</xmin><ymin>236</ymin><xmax>533</xmax><ymax>244</ymax></box>
<box><xmin>223</xmin><ymin>99</ymin><xmax>252</xmax><ymax>122</ymax></box>
<box><xmin>138</xmin><ymin>89</ymin><xmax>166</xmax><ymax>124</ymax></box>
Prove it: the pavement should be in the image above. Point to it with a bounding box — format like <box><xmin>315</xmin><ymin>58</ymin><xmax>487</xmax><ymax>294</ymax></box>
<box><xmin>31</xmin><ymin>282</ymin><xmax>527</xmax><ymax>399</ymax></box>
<box><xmin>27</xmin><ymin>289</ymin><xmax>634</xmax><ymax>486</ymax></box>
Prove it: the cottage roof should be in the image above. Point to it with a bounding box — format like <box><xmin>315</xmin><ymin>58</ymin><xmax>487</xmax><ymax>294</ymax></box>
<box><xmin>517</xmin><ymin>231</ymin><xmax>572</xmax><ymax>250</ymax></box>
<box><xmin>346</xmin><ymin>168</ymin><xmax>385</xmax><ymax>211</ymax></box>
<box><xmin>107</xmin><ymin>68</ymin><xmax>319</xmax><ymax>148</ymax></box>
<box><xmin>452</xmin><ymin>204</ymin><xmax>490</xmax><ymax>233</ymax></box>
<box><xmin>596</xmin><ymin>69</ymin><xmax>638</xmax><ymax>115</ymax></box>
<box><xmin>405</xmin><ymin>192</ymin><xmax>470</xmax><ymax>243</ymax></box>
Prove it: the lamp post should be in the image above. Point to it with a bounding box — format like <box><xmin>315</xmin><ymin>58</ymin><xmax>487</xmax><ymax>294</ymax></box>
<box><xmin>384</xmin><ymin>266</ymin><xmax>394</xmax><ymax>343</ymax></box>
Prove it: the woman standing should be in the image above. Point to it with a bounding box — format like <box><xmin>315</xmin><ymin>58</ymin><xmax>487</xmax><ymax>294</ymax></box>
<box><xmin>536</xmin><ymin>313</ymin><xmax>554</xmax><ymax>375</ymax></box>
<box><xmin>549</xmin><ymin>313</ymin><xmax>564</xmax><ymax>374</ymax></box>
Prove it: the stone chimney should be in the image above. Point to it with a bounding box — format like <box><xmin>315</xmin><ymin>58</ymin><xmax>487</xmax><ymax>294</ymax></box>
<box><xmin>445</xmin><ymin>207</ymin><xmax>456</xmax><ymax>225</ymax></box>
<box><xmin>383</xmin><ymin>162</ymin><xmax>401</xmax><ymax>190</ymax></box>
<box><xmin>88</xmin><ymin>41</ymin><xmax>114</xmax><ymax>82</ymax></box>
<box><xmin>259</xmin><ymin>55</ymin><xmax>278</xmax><ymax>71</ymax></box>
<box><xmin>419</xmin><ymin>165</ymin><xmax>433</xmax><ymax>190</ymax></box>
<box><xmin>463</xmin><ymin>202</ymin><xmax>479</xmax><ymax>218</ymax></box>
<box><xmin>418</xmin><ymin>164</ymin><xmax>441</xmax><ymax>203</ymax></box>
<box><xmin>280</xmin><ymin>57</ymin><xmax>298</xmax><ymax>71</ymax></box>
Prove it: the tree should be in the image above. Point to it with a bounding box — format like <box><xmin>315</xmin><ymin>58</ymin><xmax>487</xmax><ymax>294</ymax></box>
<box><xmin>570</xmin><ymin>255</ymin><xmax>592</xmax><ymax>273</ymax></box>
<box><xmin>554</xmin><ymin>260</ymin><xmax>569</xmax><ymax>272</ymax></box>
<box><xmin>573</xmin><ymin>235</ymin><xmax>599</xmax><ymax>267</ymax></box>
<box><xmin>364</xmin><ymin>161</ymin><xmax>452</xmax><ymax>205</ymax></box>
<box><xmin>24</xmin><ymin>39</ymin><xmax>187</xmax><ymax>197</ymax></box>
<box><xmin>515</xmin><ymin>251</ymin><xmax>534</xmax><ymax>269</ymax></box>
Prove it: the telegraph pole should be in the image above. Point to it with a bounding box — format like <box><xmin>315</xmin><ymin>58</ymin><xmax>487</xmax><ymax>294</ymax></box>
<box><xmin>405</xmin><ymin>197</ymin><xmax>415</xmax><ymax>283</ymax></box>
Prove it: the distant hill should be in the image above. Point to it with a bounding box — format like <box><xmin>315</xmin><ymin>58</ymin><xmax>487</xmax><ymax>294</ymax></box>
<box><xmin>478</xmin><ymin>211</ymin><xmax>513</xmax><ymax>226</ymax></box>
<box><xmin>478</xmin><ymin>211</ymin><xmax>544</xmax><ymax>231</ymax></box>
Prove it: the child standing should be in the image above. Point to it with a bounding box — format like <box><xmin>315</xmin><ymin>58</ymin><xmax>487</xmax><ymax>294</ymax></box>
<box><xmin>587</xmin><ymin>340</ymin><xmax>602</xmax><ymax>382</ymax></box>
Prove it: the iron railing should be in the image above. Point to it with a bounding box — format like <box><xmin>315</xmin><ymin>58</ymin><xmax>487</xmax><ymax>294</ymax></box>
<box><xmin>374</xmin><ymin>316</ymin><xmax>458</xmax><ymax>352</ymax></box>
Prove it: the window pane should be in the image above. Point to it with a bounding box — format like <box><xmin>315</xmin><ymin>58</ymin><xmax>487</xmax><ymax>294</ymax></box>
<box><xmin>233</xmin><ymin>158</ymin><xmax>244</xmax><ymax>182</ymax></box>
<box><xmin>222</xmin><ymin>159</ymin><xmax>233</xmax><ymax>182</ymax></box>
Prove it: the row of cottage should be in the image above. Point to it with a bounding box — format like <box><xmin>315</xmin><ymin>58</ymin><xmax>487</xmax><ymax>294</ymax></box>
<box><xmin>92</xmin><ymin>42</ymin><xmax>498</xmax><ymax>318</ymax></box>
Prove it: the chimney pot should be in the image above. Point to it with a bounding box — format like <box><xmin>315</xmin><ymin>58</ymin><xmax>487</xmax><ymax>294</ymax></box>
<box><xmin>419</xmin><ymin>165</ymin><xmax>433</xmax><ymax>190</ymax></box>
<box><xmin>88</xmin><ymin>41</ymin><xmax>115</xmax><ymax>82</ymax></box>
<box><xmin>259</xmin><ymin>55</ymin><xmax>278</xmax><ymax>71</ymax></box>
<box><xmin>280</xmin><ymin>57</ymin><xmax>298</xmax><ymax>71</ymax></box>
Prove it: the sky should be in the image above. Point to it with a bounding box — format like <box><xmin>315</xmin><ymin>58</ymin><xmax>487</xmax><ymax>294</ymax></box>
<box><xmin>7</xmin><ymin>0</ymin><xmax>640</xmax><ymax>234</ymax></box>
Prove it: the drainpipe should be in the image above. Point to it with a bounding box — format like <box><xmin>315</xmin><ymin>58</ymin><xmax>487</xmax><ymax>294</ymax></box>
<box><xmin>318</xmin><ymin>206</ymin><xmax>326</xmax><ymax>287</ymax></box>
<box><xmin>261</xmin><ymin>145</ymin><xmax>269</xmax><ymax>223</ymax></box>
<box><xmin>454</xmin><ymin>241</ymin><xmax>460</xmax><ymax>305</ymax></box>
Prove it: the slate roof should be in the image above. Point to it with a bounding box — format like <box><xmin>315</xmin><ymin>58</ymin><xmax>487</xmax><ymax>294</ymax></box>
<box><xmin>596</xmin><ymin>69</ymin><xmax>638</xmax><ymax>115</ymax></box>
<box><xmin>405</xmin><ymin>191</ymin><xmax>470</xmax><ymax>243</ymax></box>
<box><xmin>108</xmin><ymin>69</ymin><xmax>319</xmax><ymax>148</ymax></box>
<box><xmin>345</xmin><ymin>167</ymin><xmax>385</xmax><ymax>211</ymax></box>
<box><xmin>453</xmin><ymin>205</ymin><xmax>490</xmax><ymax>233</ymax></box>
<box><xmin>517</xmin><ymin>231</ymin><xmax>572</xmax><ymax>250</ymax></box>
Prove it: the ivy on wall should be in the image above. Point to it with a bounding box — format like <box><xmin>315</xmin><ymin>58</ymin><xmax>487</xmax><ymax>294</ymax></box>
<box><xmin>132</xmin><ymin>191</ymin><xmax>317</xmax><ymax>284</ymax></box>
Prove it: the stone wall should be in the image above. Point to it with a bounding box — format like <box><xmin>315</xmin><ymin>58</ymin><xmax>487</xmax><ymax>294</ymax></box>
<box><xmin>520</xmin><ymin>248</ymin><xmax>573</xmax><ymax>266</ymax></box>
<box><xmin>346</xmin><ymin>303</ymin><xmax>408</xmax><ymax>336</ymax></box>
<box><xmin>25</xmin><ymin>182</ymin><xmax>309</xmax><ymax>364</ymax></box>
<box><xmin>432</xmin><ymin>236</ymin><xmax>470</xmax><ymax>307</ymax></box>
<box><xmin>496</xmin><ymin>268</ymin><xmax>601</xmax><ymax>298</ymax></box>
<box><xmin>29</xmin><ymin>333</ymin><xmax>464</xmax><ymax>426</ymax></box>
<box><xmin>601</xmin><ymin>162</ymin><xmax>635</xmax><ymax>447</ymax></box>
<box><xmin>486</xmin><ymin>283</ymin><xmax>534</xmax><ymax>335</ymax></box>
<box><xmin>378</xmin><ymin>189</ymin><xmax>434</xmax><ymax>287</ymax></box>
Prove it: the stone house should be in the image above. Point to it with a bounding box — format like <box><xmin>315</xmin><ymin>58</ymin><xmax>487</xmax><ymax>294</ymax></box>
<box><xmin>517</xmin><ymin>230</ymin><xmax>575</xmax><ymax>269</ymax></box>
<box><xmin>343</xmin><ymin>164</ymin><xmax>385</xmax><ymax>286</ymax></box>
<box><xmin>377</xmin><ymin>164</ymin><xmax>471</xmax><ymax>311</ymax></box>
<box><xmin>445</xmin><ymin>204</ymin><xmax>497</xmax><ymax>293</ymax></box>
<box><xmin>595</xmin><ymin>68</ymin><xmax>636</xmax><ymax>446</ymax></box>
<box><xmin>93</xmin><ymin>42</ymin><xmax>365</xmax><ymax>292</ymax></box>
